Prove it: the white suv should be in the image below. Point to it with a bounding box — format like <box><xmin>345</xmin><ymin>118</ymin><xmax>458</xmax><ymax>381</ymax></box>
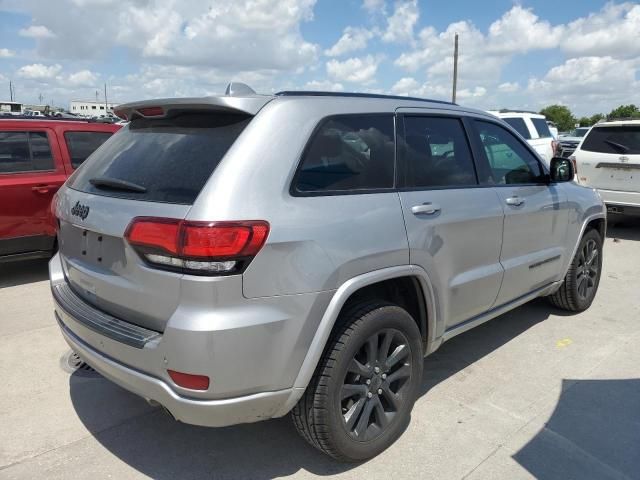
<box><xmin>573</xmin><ymin>119</ymin><xmax>640</xmax><ymax>219</ymax></box>
<box><xmin>489</xmin><ymin>110</ymin><xmax>556</xmax><ymax>165</ymax></box>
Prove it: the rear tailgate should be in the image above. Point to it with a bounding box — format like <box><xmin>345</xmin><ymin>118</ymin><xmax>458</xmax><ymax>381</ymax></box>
<box><xmin>576</xmin><ymin>125</ymin><xmax>640</xmax><ymax>194</ymax></box>
<box><xmin>55</xmin><ymin>98</ymin><xmax>267</xmax><ymax>332</ymax></box>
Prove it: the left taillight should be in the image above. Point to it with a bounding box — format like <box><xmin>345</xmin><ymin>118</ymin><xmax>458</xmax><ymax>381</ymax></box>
<box><xmin>125</xmin><ymin>217</ymin><xmax>269</xmax><ymax>275</ymax></box>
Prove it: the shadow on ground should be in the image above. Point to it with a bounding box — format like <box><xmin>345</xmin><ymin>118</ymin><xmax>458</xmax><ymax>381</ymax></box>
<box><xmin>606</xmin><ymin>218</ymin><xmax>640</xmax><ymax>241</ymax></box>
<box><xmin>68</xmin><ymin>298</ymin><xmax>555</xmax><ymax>479</ymax></box>
<box><xmin>0</xmin><ymin>258</ymin><xmax>49</xmax><ymax>288</ymax></box>
<box><xmin>514</xmin><ymin>378</ymin><xmax>640</xmax><ymax>479</ymax></box>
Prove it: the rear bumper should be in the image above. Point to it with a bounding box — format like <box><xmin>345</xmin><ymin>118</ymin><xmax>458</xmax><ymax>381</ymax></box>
<box><xmin>49</xmin><ymin>252</ymin><xmax>333</xmax><ymax>426</ymax></box>
<box><xmin>597</xmin><ymin>189</ymin><xmax>640</xmax><ymax>215</ymax></box>
<box><xmin>57</xmin><ymin>313</ymin><xmax>292</xmax><ymax>427</ymax></box>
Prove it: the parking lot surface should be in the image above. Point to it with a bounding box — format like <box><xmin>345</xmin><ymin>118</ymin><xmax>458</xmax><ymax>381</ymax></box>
<box><xmin>1</xmin><ymin>223</ymin><xmax>639</xmax><ymax>480</ymax></box>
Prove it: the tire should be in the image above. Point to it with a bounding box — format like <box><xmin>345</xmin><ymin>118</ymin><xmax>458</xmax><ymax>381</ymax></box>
<box><xmin>292</xmin><ymin>302</ymin><xmax>423</xmax><ymax>462</ymax></box>
<box><xmin>548</xmin><ymin>228</ymin><xmax>603</xmax><ymax>312</ymax></box>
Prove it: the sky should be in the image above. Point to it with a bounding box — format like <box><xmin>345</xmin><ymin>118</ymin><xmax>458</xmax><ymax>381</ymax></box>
<box><xmin>0</xmin><ymin>0</ymin><xmax>639</xmax><ymax>116</ymax></box>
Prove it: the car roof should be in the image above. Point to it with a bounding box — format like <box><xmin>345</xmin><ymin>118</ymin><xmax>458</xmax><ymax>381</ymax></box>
<box><xmin>115</xmin><ymin>90</ymin><xmax>493</xmax><ymax>120</ymax></box>
<box><xmin>0</xmin><ymin>117</ymin><xmax>121</xmax><ymax>130</ymax></box>
<box><xmin>595</xmin><ymin>119</ymin><xmax>640</xmax><ymax>127</ymax></box>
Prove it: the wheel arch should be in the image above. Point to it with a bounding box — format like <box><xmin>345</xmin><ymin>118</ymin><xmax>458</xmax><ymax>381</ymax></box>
<box><xmin>276</xmin><ymin>265</ymin><xmax>438</xmax><ymax>416</ymax></box>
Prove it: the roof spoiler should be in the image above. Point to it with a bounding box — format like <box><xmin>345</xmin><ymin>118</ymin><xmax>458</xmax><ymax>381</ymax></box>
<box><xmin>114</xmin><ymin>94</ymin><xmax>273</xmax><ymax>121</ymax></box>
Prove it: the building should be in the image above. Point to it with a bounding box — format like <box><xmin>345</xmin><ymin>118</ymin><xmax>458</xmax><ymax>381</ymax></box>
<box><xmin>0</xmin><ymin>101</ymin><xmax>23</xmax><ymax>115</ymax></box>
<box><xmin>69</xmin><ymin>100</ymin><xmax>119</xmax><ymax>117</ymax></box>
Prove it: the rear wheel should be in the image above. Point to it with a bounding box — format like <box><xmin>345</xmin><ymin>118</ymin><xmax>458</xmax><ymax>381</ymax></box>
<box><xmin>548</xmin><ymin>228</ymin><xmax>602</xmax><ymax>312</ymax></box>
<box><xmin>292</xmin><ymin>302</ymin><xmax>423</xmax><ymax>462</ymax></box>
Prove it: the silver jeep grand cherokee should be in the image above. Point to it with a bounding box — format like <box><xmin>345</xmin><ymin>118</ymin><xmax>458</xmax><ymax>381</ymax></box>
<box><xmin>50</xmin><ymin>86</ymin><xmax>605</xmax><ymax>461</ymax></box>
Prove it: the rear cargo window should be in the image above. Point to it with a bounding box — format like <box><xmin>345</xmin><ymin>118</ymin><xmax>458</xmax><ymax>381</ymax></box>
<box><xmin>530</xmin><ymin>118</ymin><xmax>552</xmax><ymax>138</ymax></box>
<box><xmin>502</xmin><ymin>118</ymin><xmax>531</xmax><ymax>139</ymax></box>
<box><xmin>0</xmin><ymin>131</ymin><xmax>54</xmax><ymax>173</ymax></box>
<box><xmin>293</xmin><ymin>114</ymin><xmax>395</xmax><ymax>194</ymax></box>
<box><xmin>65</xmin><ymin>131</ymin><xmax>114</xmax><ymax>168</ymax></box>
<box><xmin>68</xmin><ymin>113</ymin><xmax>251</xmax><ymax>204</ymax></box>
<box><xmin>581</xmin><ymin>126</ymin><xmax>640</xmax><ymax>155</ymax></box>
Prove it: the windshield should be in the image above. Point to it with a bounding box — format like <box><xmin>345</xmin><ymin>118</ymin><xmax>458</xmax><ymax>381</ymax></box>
<box><xmin>571</xmin><ymin>128</ymin><xmax>589</xmax><ymax>137</ymax></box>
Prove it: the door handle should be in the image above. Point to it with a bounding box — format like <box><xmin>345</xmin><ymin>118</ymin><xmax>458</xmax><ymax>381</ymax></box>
<box><xmin>411</xmin><ymin>203</ymin><xmax>441</xmax><ymax>215</ymax></box>
<box><xmin>505</xmin><ymin>196</ymin><xmax>525</xmax><ymax>207</ymax></box>
<box><xmin>32</xmin><ymin>184</ymin><xmax>59</xmax><ymax>194</ymax></box>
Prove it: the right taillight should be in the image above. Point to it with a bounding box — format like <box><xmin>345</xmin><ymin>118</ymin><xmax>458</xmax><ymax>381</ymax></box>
<box><xmin>125</xmin><ymin>217</ymin><xmax>269</xmax><ymax>275</ymax></box>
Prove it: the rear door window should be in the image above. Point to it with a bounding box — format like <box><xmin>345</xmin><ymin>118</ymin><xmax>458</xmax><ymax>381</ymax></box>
<box><xmin>68</xmin><ymin>112</ymin><xmax>251</xmax><ymax>204</ymax></box>
<box><xmin>502</xmin><ymin>118</ymin><xmax>531</xmax><ymax>139</ymax></box>
<box><xmin>581</xmin><ymin>126</ymin><xmax>640</xmax><ymax>155</ymax></box>
<box><xmin>401</xmin><ymin>116</ymin><xmax>477</xmax><ymax>188</ymax></box>
<box><xmin>65</xmin><ymin>131</ymin><xmax>114</xmax><ymax>168</ymax></box>
<box><xmin>293</xmin><ymin>114</ymin><xmax>395</xmax><ymax>193</ymax></box>
<box><xmin>0</xmin><ymin>131</ymin><xmax>54</xmax><ymax>173</ymax></box>
<box><xmin>531</xmin><ymin>118</ymin><xmax>552</xmax><ymax>138</ymax></box>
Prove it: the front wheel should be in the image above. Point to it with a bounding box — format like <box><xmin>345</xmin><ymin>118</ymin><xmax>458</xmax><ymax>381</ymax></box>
<box><xmin>548</xmin><ymin>228</ymin><xmax>603</xmax><ymax>312</ymax></box>
<box><xmin>292</xmin><ymin>302</ymin><xmax>423</xmax><ymax>462</ymax></box>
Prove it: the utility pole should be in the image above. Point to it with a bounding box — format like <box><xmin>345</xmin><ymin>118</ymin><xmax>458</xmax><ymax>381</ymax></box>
<box><xmin>95</xmin><ymin>90</ymin><xmax>99</xmax><ymax>102</ymax></box>
<box><xmin>9</xmin><ymin>81</ymin><xmax>13</xmax><ymax>101</ymax></box>
<box><xmin>452</xmin><ymin>33</ymin><xmax>459</xmax><ymax>103</ymax></box>
<box><xmin>104</xmin><ymin>82</ymin><xmax>108</xmax><ymax>113</ymax></box>
<box><xmin>38</xmin><ymin>92</ymin><xmax>44</xmax><ymax>105</ymax></box>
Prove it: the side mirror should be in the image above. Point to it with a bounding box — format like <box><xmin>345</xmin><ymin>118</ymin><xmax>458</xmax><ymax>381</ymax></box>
<box><xmin>549</xmin><ymin>156</ymin><xmax>574</xmax><ymax>183</ymax></box>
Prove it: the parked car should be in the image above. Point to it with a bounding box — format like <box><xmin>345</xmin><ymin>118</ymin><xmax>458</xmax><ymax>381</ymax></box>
<box><xmin>558</xmin><ymin>127</ymin><xmax>591</xmax><ymax>158</ymax></box>
<box><xmin>488</xmin><ymin>110</ymin><xmax>556</xmax><ymax>164</ymax></box>
<box><xmin>0</xmin><ymin>117</ymin><xmax>120</xmax><ymax>262</ymax></box>
<box><xmin>573</xmin><ymin>119</ymin><xmax>640</xmax><ymax>221</ymax></box>
<box><xmin>50</xmin><ymin>87</ymin><xmax>605</xmax><ymax>462</ymax></box>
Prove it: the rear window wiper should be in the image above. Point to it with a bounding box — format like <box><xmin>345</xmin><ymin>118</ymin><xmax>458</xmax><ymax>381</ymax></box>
<box><xmin>89</xmin><ymin>177</ymin><xmax>147</xmax><ymax>193</ymax></box>
<box><xmin>604</xmin><ymin>139</ymin><xmax>630</xmax><ymax>153</ymax></box>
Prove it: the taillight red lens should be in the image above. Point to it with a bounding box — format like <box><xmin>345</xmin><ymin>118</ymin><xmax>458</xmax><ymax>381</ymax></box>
<box><xmin>167</xmin><ymin>370</ymin><xmax>209</xmax><ymax>390</ymax></box>
<box><xmin>137</xmin><ymin>106</ymin><xmax>164</xmax><ymax>117</ymax></box>
<box><xmin>124</xmin><ymin>218</ymin><xmax>270</xmax><ymax>274</ymax></box>
<box><xmin>125</xmin><ymin>218</ymin><xmax>181</xmax><ymax>255</ymax></box>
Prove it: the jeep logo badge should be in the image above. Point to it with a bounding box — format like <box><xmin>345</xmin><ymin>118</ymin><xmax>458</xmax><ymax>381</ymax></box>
<box><xmin>71</xmin><ymin>201</ymin><xmax>90</xmax><ymax>220</ymax></box>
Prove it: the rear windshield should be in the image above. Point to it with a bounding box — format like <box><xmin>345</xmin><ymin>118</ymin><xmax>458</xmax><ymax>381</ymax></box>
<box><xmin>68</xmin><ymin>112</ymin><xmax>251</xmax><ymax>204</ymax></box>
<box><xmin>581</xmin><ymin>126</ymin><xmax>640</xmax><ymax>155</ymax></box>
<box><xmin>502</xmin><ymin>118</ymin><xmax>531</xmax><ymax>139</ymax></box>
<box><xmin>531</xmin><ymin>118</ymin><xmax>552</xmax><ymax>138</ymax></box>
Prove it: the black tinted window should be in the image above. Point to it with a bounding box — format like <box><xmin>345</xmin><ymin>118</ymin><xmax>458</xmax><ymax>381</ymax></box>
<box><xmin>0</xmin><ymin>131</ymin><xmax>54</xmax><ymax>173</ymax></box>
<box><xmin>294</xmin><ymin>115</ymin><xmax>394</xmax><ymax>193</ymax></box>
<box><xmin>65</xmin><ymin>131</ymin><xmax>114</xmax><ymax>168</ymax></box>
<box><xmin>503</xmin><ymin>118</ymin><xmax>531</xmax><ymax>139</ymax></box>
<box><xmin>531</xmin><ymin>118</ymin><xmax>552</xmax><ymax>138</ymax></box>
<box><xmin>581</xmin><ymin>126</ymin><xmax>640</xmax><ymax>154</ymax></box>
<box><xmin>475</xmin><ymin>121</ymin><xmax>545</xmax><ymax>185</ymax></box>
<box><xmin>69</xmin><ymin>113</ymin><xmax>251</xmax><ymax>204</ymax></box>
<box><xmin>402</xmin><ymin>116</ymin><xmax>476</xmax><ymax>188</ymax></box>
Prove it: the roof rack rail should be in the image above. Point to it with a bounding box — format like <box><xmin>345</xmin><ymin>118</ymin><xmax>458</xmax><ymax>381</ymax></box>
<box><xmin>602</xmin><ymin>116</ymin><xmax>640</xmax><ymax>122</ymax></box>
<box><xmin>495</xmin><ymin>108</ymin><xmax>540</xmax><ymax>115</ymax></box>
<box><xmin>274</xmin><ymin>91</ymin><xmax>456</xmax><ymax>106</ymax></box>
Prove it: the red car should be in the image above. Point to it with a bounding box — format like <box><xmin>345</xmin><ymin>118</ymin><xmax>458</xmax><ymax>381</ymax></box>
<box><xmin>0</xmin><ymin>117</ymin><xmax>120</xmax><ymax>262</ymax></box>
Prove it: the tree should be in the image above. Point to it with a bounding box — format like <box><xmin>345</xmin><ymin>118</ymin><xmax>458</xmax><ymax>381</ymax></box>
<box><xmin>577</xmin><ymin>116</ymin><xmax>591</xmax><ymax>127</ymax></box>
<box><xmin>607</xmin><ymin>104</ymin><xmax>640</xmax><ymax>119</ymax></box>
<box><xmin>589</xmin><ymin>113</ymin><xmax>605</xmax><ymax>125</ymax></box>
<box><xmin>540</xmin><ymin>105</ymin><xmax>576</xmax><ymax>132</ymax></box>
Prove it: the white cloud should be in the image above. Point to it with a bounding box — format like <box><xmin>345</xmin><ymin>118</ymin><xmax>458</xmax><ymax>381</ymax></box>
<box><xmin>0</xmin><ymin>48</ymin><xmax>15</xmax><ymax>58</ymax></box>
<box><xmin>391</xmin><ymin>77</ymin><xmax>420</xmax><ymax>95</ymax></box>
<box><xmin>487</xmin><ymin>6</ymin><xmax>563</xmax><ymax>54</ymax></box>
<box><xmin>498</xmin><ymin>82</ymin><xmax>519</xmax><ymax>93</ymax></box>
<box><xmin>562</xmin><ymin>3</ymin><xmax>640</xmax><ymax>58</ymax></box>
<box><xmin>325</xmin><ymin>27</ymin><xmax>374</xmax><ymax>57</ymax></box>
<box><xmin>362</xmin><ymin>0</ymin><xmax>385</xmax><ymax>14</ymax></box>
<box><xmin>326</xmin><ymin>55</ymin><xmax>381</xmax><ymax>84</ymax></box>
<box><xmin>527</xmin><ymin>56</ymin><xmax>640</xmax><ymax>114</ymax></box>
<box><xmin>382</xmin><ymin>0</ymin><xmax>418</xmax><ymax>43</ymax></box>
<box><xmin>19</xmin><ymin>25</ymin><xmax>55</xmax><ymax>38</ymax></box>
<box><xmin>304</xmin><ymin>79</ymin><xmax>345</xmax><ymax>92</ymax></box>
<box><xmin>17</xmin><ymin>63</ymin><xmax>63</xmax><ymax>80</ymax></box>
<box><xmin>67</xmin><ymin>70</ymin><xmax>99</xmax><ymax>87</ymax></box>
